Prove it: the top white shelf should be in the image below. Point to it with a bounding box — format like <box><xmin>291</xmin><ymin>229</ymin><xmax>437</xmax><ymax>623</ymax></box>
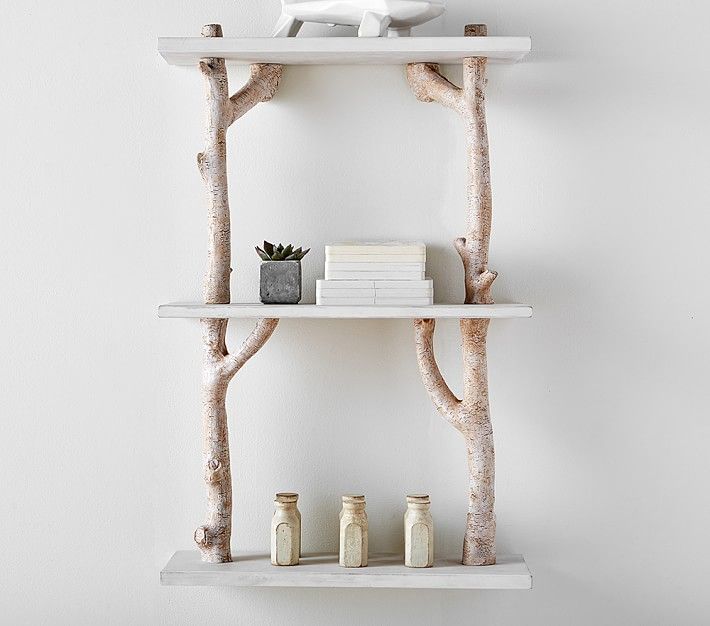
<box><xmin>158</xmin><ymin>36</ymin><xmax>532</xmax><ymax>66</ymax></box>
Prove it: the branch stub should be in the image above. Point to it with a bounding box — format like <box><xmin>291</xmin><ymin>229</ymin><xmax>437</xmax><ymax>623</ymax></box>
<box><xmin>202</xmin><ymin>24</ymin><xmax>223</xmax><ymax>38</ymax></box>
<box><xmin>464</xmin><ymin>24</ymin><xmax>487</xmax><ymax>37</ymax></box>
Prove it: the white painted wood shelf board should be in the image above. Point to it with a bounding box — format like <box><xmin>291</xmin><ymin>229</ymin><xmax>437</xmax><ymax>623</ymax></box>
<box><xmin>158</xmin><ymin>303</ymin><xmax>533</xmax><ymax>319</ymax></box>
<box><xmin>158</xmin><ymin>37</ymin><xmax>532</xmax><ymax>66</ymax></box>
<box><xmin>161</xmin><ymin>551</ymin><xmax>532</xmax><ymax>589</ymax></box>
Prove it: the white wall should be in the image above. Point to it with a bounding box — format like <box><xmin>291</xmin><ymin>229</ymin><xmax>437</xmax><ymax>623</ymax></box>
<box><xmin>1</xmin><ymin>1</ymin><xmax>709</xmax><ymax>624</ymax></box>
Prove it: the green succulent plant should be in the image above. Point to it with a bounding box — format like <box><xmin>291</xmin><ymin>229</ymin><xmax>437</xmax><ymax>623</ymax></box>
<box><xmin>255</xmin><ymin>241</ymin><xmax>310</xmax><ymax>261</ymax></box>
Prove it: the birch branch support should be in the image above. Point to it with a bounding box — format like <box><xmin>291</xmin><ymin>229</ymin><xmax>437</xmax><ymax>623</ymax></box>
<box><xmin>194</xmin><ymin>23</ymin><xmax>282</xmax><ymax>563</ymax></box>
<box><xmin>408</xmin><ymin>24</ymin><xmax>498</xmax><ymax>566</ymax></box>
<box><xmin>413</xmin><ymin>319</ymin><xmax>460</xmax><ymax>424</ymax></box>
<box><xmin>406</xmin><ymin>63</ymin><xmax>463</xmax><ymax>112</ymax></box>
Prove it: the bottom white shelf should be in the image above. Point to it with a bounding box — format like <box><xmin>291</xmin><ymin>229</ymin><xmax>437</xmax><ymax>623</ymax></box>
<box><xmin>161</xmin><ymin>551</ymin><xmax>532</xmax><ymax>590</ymax></box>
<box><xmin>158</xmin><ymin>303</ymin><xmax>533</xmax><ymax>319</ymax></box>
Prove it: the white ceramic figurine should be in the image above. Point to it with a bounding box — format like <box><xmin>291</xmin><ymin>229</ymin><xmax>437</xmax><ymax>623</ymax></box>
<box><xmin>272</xmin><ymin>0</ymin><xmax>446</xmax><ymax>38</ymax></box>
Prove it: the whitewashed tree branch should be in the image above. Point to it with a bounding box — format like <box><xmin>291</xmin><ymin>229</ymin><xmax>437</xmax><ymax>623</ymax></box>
<box><xmin>406</xmin><ymin>63</ymin><xmax>463</xmax><ymax>113</ymax></box>
<box><xmin>228</xmin><ymin>64</ymin><xmax>283</xmax><ymax>126</ymax></box>
<box><xmin>194</xmin><ymin>23</ymin><xmax>282</xmax><ymax>563</ymax></box>
<box><xmin>459</xmin><ymin>317</ymin><xmax>495</xmax><ymax>565</ymax></box>
<box><xmin>459</xmin><ymin>26</ymin><xmax>497</xmax><ymax>306</ymax></box>
<box><xmin>221</xmin><ymin>318</ymin><xmax>279</xmax><ymax>380</ymax></box>
<box><xmin>413</xmin><ymin>319</ymin><xmax>461</xmax><ymax>421</ymax></box>
<box><xmin>407</xmin><ymin>24</ymin><xmax>498</xmax><ymax>566</ymax></box>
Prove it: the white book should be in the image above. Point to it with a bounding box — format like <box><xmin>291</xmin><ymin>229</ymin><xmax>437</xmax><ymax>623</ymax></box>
<box><xmin>325</xmin><ymin>270</ymin><xmax>425</xmax><ymax>280</ymax></box>
<box><xmin>374</xmin><ymin>288</ymin><xmax>433</xmax><ymax>297</ymax></box>
<box><xmin>375</xmin><ymin>297</ymin><xmax>434</xmax><ymax>305</ymax></box>
<box><xmin>315</xmin><ymin>288</ymin><xmax>377</xmax><ymax>297</ymax></box>
<box><xmin>316</xmin><ymin>297</ymin><xmax>376</xmax><ymax>305</ymax></box>
<box><xmin>317</xmin><ymin>288</ymin><xmax>432</xmax><ymax>297</ymax></box>
<box><xmin>325</xmin><ymin>253</ymin><xmax>426</xmax><ymax>263</ymax></box>
<box><xmin>325</xmin><ymin>261</ymin><xmax>425</xmax><ymax>271</ymax></box>
<box><xmin>316</xmin><ymin>280</ymin><xmax>376</xmax><ymax>289</ymax></box>
<box><xmin>325</xmin><ymin>241</ymin><xmax>426</xmax><ymax>256</ymax></box>
<box><xmin>374</xmin><ymin>279</ymin><xmax>433</xmax><ymax>289</ymax></box>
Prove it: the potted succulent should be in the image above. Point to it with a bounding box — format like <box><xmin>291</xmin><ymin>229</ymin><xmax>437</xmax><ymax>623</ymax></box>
<box><xmin>256</xmin><ymin>241</ymin><xmax>310</xmax><ymax>304</ymax></box>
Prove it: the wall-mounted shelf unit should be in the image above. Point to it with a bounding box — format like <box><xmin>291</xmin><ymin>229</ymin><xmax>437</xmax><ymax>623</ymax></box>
<box><xmin>158</xmin><ymin>22</ymin><xmax>533</xmax><ymax>586</ymax></box>
<box><xmin>162</xmin><ymin>551</ymin><xmax>532</xmax><ymax>590</ymax></box>
<box><xmin>158</xmin><ymin>303</ymin><xmax>533</xmax><ymax>320</ymax></box>
<box><xmin>158</xmin><ymin>36</ymin><xmax>532</xmax><ymax>66</ymax></box>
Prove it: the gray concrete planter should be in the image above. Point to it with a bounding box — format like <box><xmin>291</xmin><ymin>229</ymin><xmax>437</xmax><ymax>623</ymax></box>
<box><xmin>260</xmin><ymin>260</ymin><xmax>302</xmax><ymax>304</ymax></box>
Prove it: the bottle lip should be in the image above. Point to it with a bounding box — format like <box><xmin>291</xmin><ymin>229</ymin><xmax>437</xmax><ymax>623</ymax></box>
<box><xmin>275</xmin><ymin>492</ymin><xmax>299</xmax><ymax>503</ymax></box>
<box><xmin>342</xmin><ymin>494</ymin><xmax>365</xmax><ymax>503</ymax></box>
<box><xmin>406</xmin><ymin>494</ymin><xmax>430</xmax><ymax>503</ymax></box>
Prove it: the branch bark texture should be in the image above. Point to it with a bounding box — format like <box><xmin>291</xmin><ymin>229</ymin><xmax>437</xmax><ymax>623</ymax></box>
<box><xmin>194</xmin><ymin>24</ymin><xmax>282</xmax><ymax>563</ymax></box>
<box><xmin>408</xmin><ymin>24</ymin><xmax>498</xmax><ymax>566</ymax></box>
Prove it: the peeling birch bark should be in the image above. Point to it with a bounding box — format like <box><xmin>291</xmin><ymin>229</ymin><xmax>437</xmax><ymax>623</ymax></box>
<box><xmin>194</xmin><ymin>23</ymin><xmax>282</xmax><ymax>563</ymax></box>
<box><xmin>408</xmin><ymin>24</ymin><xmax>498</xmax><ymax>566</ymax></box>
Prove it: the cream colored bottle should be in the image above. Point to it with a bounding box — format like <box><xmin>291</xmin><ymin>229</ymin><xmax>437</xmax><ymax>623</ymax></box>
<box><xmin>271</xmin><ymin>493</ymin><xmax>301</xmax><ymax>566</ymax></box>
<box><xmin>404</xmin><ymin>494</ymin><xmax>434</xmax><ymax>568</ymax></box>
<box><xmin>339</xmin><ymin>495</ymin><xmax>368</xmax><ymax>567</ymax></box>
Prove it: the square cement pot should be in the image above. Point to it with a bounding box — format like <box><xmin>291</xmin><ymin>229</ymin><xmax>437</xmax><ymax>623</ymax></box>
<box><xmin>260</xmin><ymin>260</ymin><xmax>302</xmax><ymax>304</ymax></box>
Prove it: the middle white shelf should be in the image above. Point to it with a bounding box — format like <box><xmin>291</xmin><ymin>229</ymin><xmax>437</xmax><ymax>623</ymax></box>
<box><xmin>158</xmin><ymin>303</ymin><xmax>533</xmax><ymax>319</ymax></box>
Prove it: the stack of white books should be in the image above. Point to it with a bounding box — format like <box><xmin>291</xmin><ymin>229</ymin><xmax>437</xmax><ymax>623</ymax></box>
<box><xmin>316</xmin><ymin>242</ymin><xmax>433</xmax><ymax>306</ymax></box>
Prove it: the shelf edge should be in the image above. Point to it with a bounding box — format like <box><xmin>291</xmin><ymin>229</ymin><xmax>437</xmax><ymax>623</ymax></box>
<box><xmin>160</xmin><ymin>551</ymin><xmax>532</xmax><ymax>589</ymax></box>
<box><xmin>157</xmin><ymin>303</ymin><xmax>533</xmax><ymax>320</ymax></box>
<box><xmin>157</xmin><ymin>36</ymin><xmax>532</xmax><ymax>66</ymax></box>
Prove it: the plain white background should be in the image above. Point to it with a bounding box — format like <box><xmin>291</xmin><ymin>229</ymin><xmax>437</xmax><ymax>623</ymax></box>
<box><xmin>1</xmin><ymin>0</ymin><xmax>709</xmax><ymax>624</ymax></box>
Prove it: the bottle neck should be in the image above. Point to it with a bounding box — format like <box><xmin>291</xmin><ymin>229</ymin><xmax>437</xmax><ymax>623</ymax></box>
<box><xmin>406</xmin><ymin>495</ymin><xmax>430</xmax><ymax>511</ymax></box>
<box><xmin>407</xmin><ymin>503</ymin><xmax>430</xmax><ymax>511</ymax></box>
<box><xmin>341</xmin><ymin>495</ymin><xmax>366</xmax><ymax>512</ymax></box>
<box><xmin>342</xmin><ymin>503</ymin><xmax>366</xmax><ymax>513</ymax></box>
